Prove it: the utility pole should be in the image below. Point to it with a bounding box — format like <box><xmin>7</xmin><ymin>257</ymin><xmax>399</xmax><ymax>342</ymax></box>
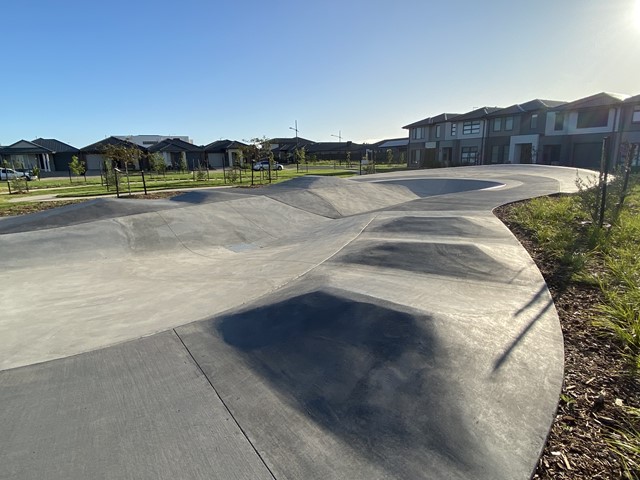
<box><xmin>331</xmin><ymin>131</ymin><xmax>342</xmax><ymax>142</ymax></box>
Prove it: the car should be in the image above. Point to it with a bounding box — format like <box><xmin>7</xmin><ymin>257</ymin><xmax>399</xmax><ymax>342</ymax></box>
<box><xmin>0</xmin><ymin>167</ymin><xmax>33</xmax><ymax>181</ymax></box>
<box><xmin>252</xmin><ymin>160</ymin><xmax>284</xmax><ymax>171</ymax></box>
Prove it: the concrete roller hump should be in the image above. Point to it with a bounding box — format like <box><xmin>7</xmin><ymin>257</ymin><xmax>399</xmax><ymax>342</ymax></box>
<box><xmin>0</xmin><ymin>165</ymin><xmax>598</xmax><ymax>480</ymax></box>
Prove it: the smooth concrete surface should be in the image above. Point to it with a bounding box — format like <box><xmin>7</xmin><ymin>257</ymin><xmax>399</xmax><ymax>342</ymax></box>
<box><xmin>0</xmin><ymin>165</ymin><xmax>596</xmax><ymax>479</ymax></box>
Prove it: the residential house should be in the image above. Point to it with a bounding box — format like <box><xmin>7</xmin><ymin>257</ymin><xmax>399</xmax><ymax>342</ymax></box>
<box><xmin>618</xmin><ymin>94</ymin><xmax>640</xmax><ymax>167</ymax></box>
<box><xmin>404</xmin><ymin>113</ymin><xmax>460</xmax><ymax>168</ymax></box>
<box><xmin>32</xmin><ymin>138</ymin><xmax>81</xmax><ymax>172</ymax></box>
<box><xmin>148</xmin><ymin>138</ymin><xmax>204</xmax><ymax>169</ymax></box>
<box><xmin>80</xmin><ymin>136</ymin><xmax>148</xmax><ymax>171</ymax></box>
<box><xmin>449</xmin><ymin>107</ymin><xmax>501</xmax><ymax>166</ymax></box>
<box><xmin>545</xmin><ymin>92</ymin><xmax>627</xmax><ymax>169</ymax></box>
<box><xmin>0</xmin><ymin>140</ymin><xmax>56</xmax><ymax>172</ymax></box>
<box><xmin>305</xmin><ymin>141</ymin><xmax>366</xmax><ymax>162</ymax></box>
<box><xmin>269</xmin><ymin>137</ymin><xmax>315</xmax><ymax>163</ymax></box>
<box><xmin>114</xmin><ymin>135</ymin><xmax>192</xmax><ymax>148</ymax></box>
<box><xmin>486</xmin><ymin>99</ymin><xmax>566</xmax><ymax>165</ymax></box>
<box><xmin>203</xmin><ymin>140</ymin><xmax>247</xmax><ymax>168</ymax></box>
<box><xmin>374</xmin><ymin>138</ymin><xmax>409</xmax><ymax>163</ymax></box>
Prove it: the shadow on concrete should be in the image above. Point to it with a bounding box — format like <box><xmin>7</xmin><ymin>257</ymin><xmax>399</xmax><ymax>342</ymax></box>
<box><xmin>215</xmin><ymin>289</ymin><xmax>488</xmax><ymax>478</ymax></box>
<box><xmin>492</xmin><ymin>284</ymin><xmax>555</xmax><ymax>372</ymax></box>
<box><xmin>333</xmin><ymin>241</ymin><xmax>518</xmax><ymax>281</ymax></box>
<box><xmin>374</xmin><ymin>178</ymin><xmax>503</xmax><ymax>198</ymax></box>
<box><xmin>367</xmin><ymin>216</ymin><xmax>502</xmax><ymax>238</ymax></box>
<box><xmin>170</xmin><ymin>190</ymin><xmax>249</xmax><ymax>204</ymax></box>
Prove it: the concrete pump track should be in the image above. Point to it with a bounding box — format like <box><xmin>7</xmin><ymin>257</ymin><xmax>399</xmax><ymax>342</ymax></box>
<box><xmin>1</xmin><ymin>165</ymin><xmax>597</xmax><ymax>480</ymax></box>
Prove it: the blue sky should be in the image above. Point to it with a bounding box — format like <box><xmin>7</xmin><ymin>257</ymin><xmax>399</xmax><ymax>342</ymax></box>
<box><xmin>1</xmin><ymin>0</ymin><xmax>639</xmax><ymax>147</ymax></box>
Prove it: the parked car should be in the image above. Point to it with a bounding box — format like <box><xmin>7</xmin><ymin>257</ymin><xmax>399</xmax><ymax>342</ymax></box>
<box><xmin>253</xmin><ymin>160</ymin><xmax>284</xmax><ymax>171</ymax></box>
<box><xmin>0</xmin><ymin>168</ymin><xmax>33</xmax><ymax>181</ymax></box>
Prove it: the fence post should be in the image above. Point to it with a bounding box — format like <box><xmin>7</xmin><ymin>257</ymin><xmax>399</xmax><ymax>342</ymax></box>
<box><xmin>141</xmin><ymin>170</ymin><xmax>147</xmax><ymax>195</ymax></box>
<box><xmin>115</xmin><ymin>170</ymin><xmax>120</xmax><ymax>198</ymax></box>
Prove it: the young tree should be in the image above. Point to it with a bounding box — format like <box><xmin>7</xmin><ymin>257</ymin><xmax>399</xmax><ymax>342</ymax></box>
<box><xmin>102</xmin><ymin>144</ymin><xmax>140</xmax><ymax>195</ymax></box>
<box><xmin>148</xmin><ymin>152</ymin><xmax>166</xmax><ymax>176</ymax></box>
<box><xmin>69</xmin><ymin>155</ymin><xmax>86</xmax><ymax>179</ymax></box>
<box><xmin>386</xmin><ymin>148</ymin><xmax>394</xmax><ymax>164</ymax></box>
<box><xmin>179</xmin><ymin>152</ymin><xmax>188</xmax><ymax>173</ymax></box>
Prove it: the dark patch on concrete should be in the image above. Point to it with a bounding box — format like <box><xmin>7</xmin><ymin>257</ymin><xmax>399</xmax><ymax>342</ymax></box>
<box><xmin>207</xmin><ymin>289</ymin><xmax>488</xmax><ymax>478</ymax></box>
<box><xmin>375</xmin><ymin>178</ymin><xmax>502</xmax><ymax>198</ymax></box>
<box><xmin>334</xmin><ymin>240</ymin><xmax>516</xmax><ymax>281</ymax></box>
<box><xmin>0</xmin><ymin>198</ymin><xmax>181</xmax><ymax>234</ymax></box>
<box><xmin>170</xmin><ymin>189</ymin><xmax>250</xmax><ymax>204</ymax></box>
<box><xmin>367</xmin><ymin>216</ymin><xmax>501</xmax><ymax>238</ymax></box>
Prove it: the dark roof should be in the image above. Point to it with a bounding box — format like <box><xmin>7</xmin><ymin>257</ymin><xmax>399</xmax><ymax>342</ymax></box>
<box><xmin>556</xmin><ymin>92</ymin><xmax>629</xmax><ymax>111</ymax></box>
<box><xmin>624</xmin><ymin>93</ymin><xmax>640</xmax><ymax>104</ymax></box>
<box><xmin>203</xmin><ymin>139</ymin><xmax>247</xmax><ymax>152</ymax></box>
<box><xmin>80</xmin><ymin>136</ymin><xmax>147</xmax><ymax>153</ymax></box>
<box><xmin>0</xmin><ymin>139</ymin><xmax>53</xmax><ymax>155</ymax></box>
<box><xmin>32</xmin><ymin>138</ymin><xmax>79</xmax><ymax>153</ymax></box>
<box><xmin>403</xmin><ymin>113</ymin><xmax>460</xmax><ymax>129</ymax></box>
<box><xmin>268</xmin><ymin>137</ymin><xmax>315</xmax><ymax>146</ymax></box>
<box><xmin>376</xmin><ymin>138</ymin><xmax>409</xmax><ymax>148</ymax></box>
<box><xmin>453</xmin><ymin>107</ymin><xmax>502</xmax><ymax>121</ymax></box>
<box><xmin>148</xmin><ymin>138</ymin><xmax>202</xmax><ymax>153</ymax></box>
<box><xmin>487</xmin><ymin>99</ymin><xmax>566</xmax><ymax>117</ymax></box>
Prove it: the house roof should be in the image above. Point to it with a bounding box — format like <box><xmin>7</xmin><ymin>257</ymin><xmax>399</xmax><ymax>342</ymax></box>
<box><xmin>268</xmin><ymin>137</ymin><xmax>314</xmax><ymax>145</ymax></box>
<box><xmin>487</xmin><ymin>99</ymin><xmax>566</xmax><ymax>116</ymax></box>
<box><xmin>148</xmin><ymin>138</ymin><xmax>203</xmax><ymax>153</ymax></box>
<box><xmin>624</xmin><ymin>93</ymin><xmax>640</xmax><ymax>104</ymax></box>
<box><xmin>0</xmin><ymin>139</ymin><xmax>53</xmax><ymax>155</ymax></box>
<box><xmin>556</xmin><ymin>92</ymin><xmax>629</xmax><ymax>111</ymax></box>
<box><xmin>377</xmin><ymin>138</ymin><xmax>409</xmax><ymax>148</ymax></box>
<box><xmin>453</xmin><ymin>107</ymin><xmax>502</xmax><ymax>121</ymax></box>
<box><xmin>80</xmin><ymin>136</ymin><xmax>147</xmax><ymax>153</ymax></box>
<box><xmin>403</xmin><ymin>113</ymin><xmax>460</xmax><ymax>129</ymax></box>
<box><xmin>32</xmin><ymin>138</ymin><xmax>79</xmax><ymax>153</ymax></box>
<box><xmin>203</xmin><ymin>139</ymin><xmax>247</xmax><ymax>151</ymax></box>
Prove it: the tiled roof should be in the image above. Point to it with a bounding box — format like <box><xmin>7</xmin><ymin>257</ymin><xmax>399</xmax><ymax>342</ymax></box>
<box><xmin>203</xmin><ymin>140</ymin><xmax>247</xmax><ymax>151</ymax></box>
<box><xmin>487</xmin><ymin>99</ymin><xmax>566</xmax><ymax>116</ymax></box>
<box><xmin>453</xmin><ymin>107</ymin><xmax>502</xmax><ymax>121</ymax></box>
<box><xmin>148</xmin><ymin>138</ymin><xmax>203</xmax><ymax>153</ymax></box>
<box><xmin>0</xmin><ymin>139</ymin><xmax>53</xmax><ymax>155</ymax></box>
<box><xmin>80</xmin><ymin>136</ymin><xmax>147</xmax><ymax>152</ymax></box>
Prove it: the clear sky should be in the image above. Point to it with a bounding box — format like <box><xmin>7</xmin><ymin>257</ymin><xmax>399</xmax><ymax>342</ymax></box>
<box><xmin>1</xmin><ymin>0</ymin><xmax>639</xmax><ymax>147</ymax></box>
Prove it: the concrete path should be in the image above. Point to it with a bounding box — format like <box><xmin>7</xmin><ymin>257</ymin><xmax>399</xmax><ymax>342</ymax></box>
<box><xmin>0</xmin><ymin>165</ymin><xmax>595</xmax><ymax>480</ymax></box>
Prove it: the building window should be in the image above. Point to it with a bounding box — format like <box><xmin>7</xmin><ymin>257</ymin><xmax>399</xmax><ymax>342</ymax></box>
<box><xmin>554</xmin><ymin>113</ymin><xmax>564</xmax><ymax>131</ymax></box>
<box><xmin>504</xmin><ymin>116</ymin><xmax>513</xmax><ymax>130</ymax></box>
<box><xmin>451</xmin><ymin>123</ymin><xmax>457</xmax><ymax>136</ymax></box>
<box><xmin>633</xmin><ymin>106</ymin><xmax>640</xmax><ymax>123</ymax></box>
<box><xmin>493</xmin><ymin>118</ymin><xmax>501</xmax><ymax>131</ymax></box>
<box><xmin>491</xmin><ymin>145</ymin><xmax>502</xmax><ymax>164</ymax></box>
<box><xmin>462</xmin><ymin>121</ymin><xmax>480</xmax><ymax>135</ymax></box>
<box><xmin>530</xmin><ymin>114</ymin><xmax>538</xmax><ymax>129</ymax></box>
<box><xmin>435</xmin><ymin>125</ymin><xmax>441</xmax><ymax>138</ymax></box>
<box><xmin>461</xmin><ymin>146</ymin><xmax>478</xmax><ymax>164</ymax></box>
<box><xmin>412</xmin><ymin>127</ymin><xmax>425</xmax><ymax>139</ymax></box>
<box><xmin>411</xmin><ymin>149</ymin><xmax>422</xmax><ymax>165</ymax></box>
<box><xmin>577</xmin><ymin>109</ymin><xmax>609</xmax><ymax>128</ymax></box>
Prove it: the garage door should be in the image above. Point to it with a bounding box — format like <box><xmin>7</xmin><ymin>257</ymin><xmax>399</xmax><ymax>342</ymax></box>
<box><xmin>572</xmin><ymin>143</ymin><xmax>602</xmax><ymax>170</ymax></box>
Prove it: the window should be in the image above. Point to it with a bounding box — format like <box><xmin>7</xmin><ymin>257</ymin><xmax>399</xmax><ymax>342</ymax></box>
<box><xmin>633</xmin><ymin>106</ymin><xmax>640</xmax><ymax>123</ymax></box>
<box><xmin>530</xmin><ymin>114</ymin><xmax>538</xmax><ymax>129</ymax></box>
<box><xmin>554</xmin><ymin>113</ymin><xmax>564</xmax><ymax>131</ymax></box>
<box><xmin>412</xmin><ymin>127</ymin><xmax>425</xmax><ymax>139</ymax></box>
<box><xmin>493</xmin><ymin>118</ymin><xmax>502</xmax><ymax>131</ymax></box>
<box><xmin>577</xmin><ymin>109</ymin><xmax>609</xmax><ymax>128</ymax></box>
<box><xmin>491</xmin><ymin>145</ymin><xmax>501</xmax><ymax>164</ymax></box>
<box><xmin>435</xmin><ymin>125</ymin><xmax>441</xmax><ymax>138</ymax></box>
<box><xmin>462</xmin><ymin>121</ymin><xmax>480</xmax><ymax>135</ymax></box>
<box><xmin>504</xmin><ymin>116</ymin><xmax>513</xmax><ymax>130</ymax></box>
<box><xmin>450</xmin><ymin>123</ymin><xmax>457</xmax><ymax>136</ymax></box>
<box><xmin>461</xmin><ymin>146</ymin><xmax>478</xmax><ymax>164</ymax></box>
<box><xmin>411</xmin><ymin>149</ymin><xmax>422</xmax><ymax>165</ymax></box>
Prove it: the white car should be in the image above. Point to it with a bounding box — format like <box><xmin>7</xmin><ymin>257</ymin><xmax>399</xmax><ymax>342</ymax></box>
<box><xmin>253</xmin><ymin>160</ymin><xmax>284</xmax><ymax>171</ymax></box>
<box><xmin>0</xmin><ymin>168</ymin><xmax>33</xmax><ymax>181</ymax></box>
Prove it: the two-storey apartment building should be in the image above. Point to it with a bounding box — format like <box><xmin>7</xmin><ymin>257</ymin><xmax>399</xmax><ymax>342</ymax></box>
<box><xmin>404</xmin><ymin>92</ymin><xmax>637</xmax><ymax>170</ymax></box>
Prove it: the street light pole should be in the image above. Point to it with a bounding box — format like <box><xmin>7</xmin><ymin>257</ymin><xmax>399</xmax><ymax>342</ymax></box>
<box><xmin>289</xmin><ymin>120</ymin><xmax>299</xmax><ymax>170</ymax></box>
<box><xmin>331</xmin><ymin>131</ymin><xmax>342</xmax><ymax>142</ymax></box>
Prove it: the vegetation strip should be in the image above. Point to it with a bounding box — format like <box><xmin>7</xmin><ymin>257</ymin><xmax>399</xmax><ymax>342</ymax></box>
<box><xmin>495</xmin><ymin>176</ymin><xmax>640</xmax><ymax>479</ymax></box>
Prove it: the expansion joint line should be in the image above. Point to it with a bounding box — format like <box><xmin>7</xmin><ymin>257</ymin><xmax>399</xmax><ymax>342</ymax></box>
<box><xmin>173</xmin><ymin>329</ymin><xmax>278</xmax><ymax>480</ymax></box>
<box><xmin>154</xmin><ymin>211</ymin><xmax>215</xmax><ymax>259</ymax></box>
